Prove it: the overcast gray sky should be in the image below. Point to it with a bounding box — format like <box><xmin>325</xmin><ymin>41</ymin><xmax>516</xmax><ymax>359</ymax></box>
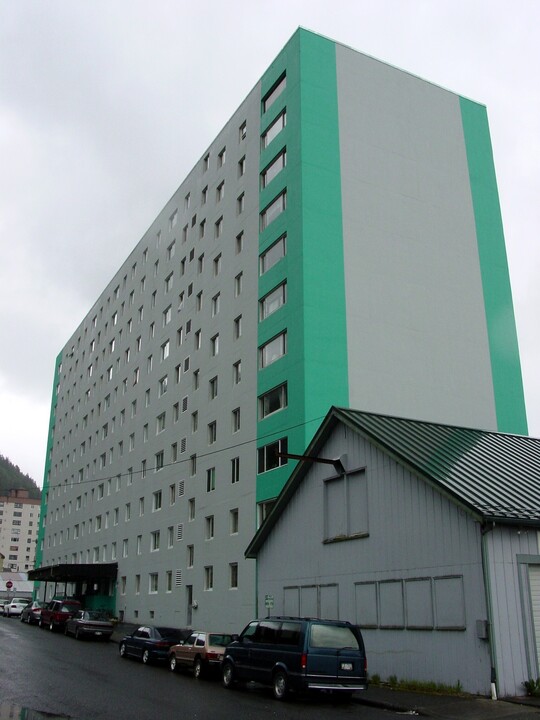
<box><xmin>1</xmin><ymin>0</ymin><xmax>539</xmax><ymax>485</ymax></box>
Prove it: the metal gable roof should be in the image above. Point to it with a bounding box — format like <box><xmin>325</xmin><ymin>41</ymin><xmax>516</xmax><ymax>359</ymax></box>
<box><xmin>246</xmin><ymin>407</ymin><xmax>540</xmax><ymax>558</ymax></box>
<box><xmin>334</xmin><ymin>407</ymin><xmax>540</xmax><ymax>522</ymax></box>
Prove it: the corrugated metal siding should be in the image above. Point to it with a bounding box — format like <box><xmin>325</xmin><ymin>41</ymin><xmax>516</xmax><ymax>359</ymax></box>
<box><xmin>485</xmin><ymin>527</ymin><xmax>539</xmax><ymax>696</ymax></box>
<box><xmin>257</xmin><ymin>424</ymin><xmax>491</xmax><ymax>693</ymax></box>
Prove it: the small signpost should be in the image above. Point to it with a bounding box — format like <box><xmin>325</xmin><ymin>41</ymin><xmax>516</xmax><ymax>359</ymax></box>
<box><xmin>265</xmin><ymin>594</ymin><xmax>274</xmax><ymax>617</ymax></box>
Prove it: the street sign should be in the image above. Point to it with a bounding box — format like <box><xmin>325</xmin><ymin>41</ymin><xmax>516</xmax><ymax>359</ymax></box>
<box><xmin>6</xmin><ymin>581</ymin><xmax>13</xmax><ymax>589</ymax></box>
<box><xmin>264</xmin><ymin>594</ymin><xmax>274</xmax><ymax>609</ymax></box>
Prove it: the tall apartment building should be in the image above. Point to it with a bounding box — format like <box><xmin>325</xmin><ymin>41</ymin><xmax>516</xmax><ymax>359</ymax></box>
<box><xmin>0</xmin><ymin>489</ymin><xmax>40</xmax><ymax>572</ymax></box>
<box><xmin>35</xmin><ymin>29</ymin><xmax>527</xmax><ymax>630</ymax></box>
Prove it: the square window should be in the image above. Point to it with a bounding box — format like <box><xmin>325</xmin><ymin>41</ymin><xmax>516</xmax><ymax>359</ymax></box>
<box><xmin>262</xmin><ymin>74</ymin><xmax>286</xmax><ymax>113</ymax></box>
<box><xmin>259</xmin><ymin>331</ymin><xmax>286</xmax><ymax>368</ymax></box>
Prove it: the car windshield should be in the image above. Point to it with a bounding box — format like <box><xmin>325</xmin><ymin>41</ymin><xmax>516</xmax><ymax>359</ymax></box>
<box><xmin>209</xmin><ymin>634</ymin><xmax>233</xmax><ymax>647</ymax></box>
<box><xmin>61</xmin><ymin>603</ymin><xmax>80</xmax><ymax>612</ymax></box>
<box><xmin>13</xmin><ymin>598</ymin><xmax>27</xmax><ymax>604</ymax></box>
<box><xmin>86</xmin><ymin>611</ymin><xmax>109</xmax><ymax>620</ymax></box>
<box><xmin>309</xmin><ymin>624</ymin><xmax>360</xmax><ymax>650</ymax></box>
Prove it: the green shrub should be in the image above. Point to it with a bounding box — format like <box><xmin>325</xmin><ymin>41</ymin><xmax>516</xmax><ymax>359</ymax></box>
<box><xmin>523</xmin><ymin>678</ymin><xmax>540</xmax><ymax>697</ymax></box>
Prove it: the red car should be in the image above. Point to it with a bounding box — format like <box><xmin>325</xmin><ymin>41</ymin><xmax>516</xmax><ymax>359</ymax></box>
<box><xmin>39</xmin><ymin>599</ymin><xmax>82</xmax><ymax>632</ymax></box>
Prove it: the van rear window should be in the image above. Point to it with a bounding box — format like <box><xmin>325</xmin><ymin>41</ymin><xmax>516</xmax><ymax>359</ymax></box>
<box><xmin>309</xmin><ymin>624</ymin><xmax>360</xmax><ymax>650</ymax></box>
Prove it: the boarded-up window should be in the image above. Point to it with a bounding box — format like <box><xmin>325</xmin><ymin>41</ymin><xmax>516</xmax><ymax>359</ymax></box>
<box><xmin>324</xmin><ymin>471</ymin><xmax>368</xmax><ymax>542</ymax></box>
<box><xmin>379</xmin><ymin>580</ymin><xmax>404</xmax><ymax>628</ymax></box>
<box><xmin>355</xmin><ymin>582</ymin><xmax>378</xmax><ymax>628</ymax></box>
<box><xmin>434</xmin><ymin>576</ymin><xmax>465</xmax><ymax>629</ymax></box>
<box><xmin>405</xmin><ymin>578</ymin><xmax>433</xmax><ymax>629</ymax></box>
<box><xmin>283</xmin><ymin>587</ymin><xmax>300</xmax><ymax>616</ymax></box>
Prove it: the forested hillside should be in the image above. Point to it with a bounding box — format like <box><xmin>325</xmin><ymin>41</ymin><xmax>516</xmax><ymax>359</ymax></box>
<box><xmin>0</xmin><ymin>455</ymin><xmax>41</xmax><ymax>499</ymax></box>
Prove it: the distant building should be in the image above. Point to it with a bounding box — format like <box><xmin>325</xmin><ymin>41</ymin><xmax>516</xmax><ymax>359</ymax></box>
<box><xmin>0</xmin><ymin>489</ymin><xmax>40</xmax><ymax>572</ymax></box>
<box><xmin>35</xmin><ymin>28</ymin><xmax>527</xmax><ymax>630</ymax></box>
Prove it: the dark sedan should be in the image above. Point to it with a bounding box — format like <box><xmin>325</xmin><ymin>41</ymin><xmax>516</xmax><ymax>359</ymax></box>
<box><xmin>64</xmin><ymin>610</ymin><xmax>114</xmax><ymax>640</ymax></box>
<box><xmin>119</xmin><ymin>625</ymin><xmax>190</xmax><ymax>664</ymax></box>
<box><xmin>20</xmin><ymin>600</ymin><xmax>46</xmax><ymax>625</ymax></box>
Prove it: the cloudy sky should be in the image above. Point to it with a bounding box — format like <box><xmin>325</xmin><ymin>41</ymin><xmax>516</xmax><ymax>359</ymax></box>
<box><xmin>1</xmin><ymin>0</ymin><xmax>539</xmax><ymax>485</ymax></box>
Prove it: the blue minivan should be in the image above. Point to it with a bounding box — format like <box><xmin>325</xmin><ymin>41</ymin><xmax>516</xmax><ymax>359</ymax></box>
<box><xmin>222</xmin><ymin>616</ymin><xmax>368</xmax><ymax>700</ymax></box>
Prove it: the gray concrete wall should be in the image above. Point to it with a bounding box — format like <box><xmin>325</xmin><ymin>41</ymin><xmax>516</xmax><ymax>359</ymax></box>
<box><xmin>335</xmin><ymin>45</ymin><xmax>498</xmax><ymax>430</ymax></box>
<box><xmin>41</xmin><ymin>83</ymin><xmax>262</xmax><ymax>633</ymax></box>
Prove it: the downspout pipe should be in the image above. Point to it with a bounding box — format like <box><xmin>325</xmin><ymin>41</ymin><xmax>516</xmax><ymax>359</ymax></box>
<box><xmin>481</xmin><ymin>521</ymin><xmax>498</xmax><ymax>700</ymax></box>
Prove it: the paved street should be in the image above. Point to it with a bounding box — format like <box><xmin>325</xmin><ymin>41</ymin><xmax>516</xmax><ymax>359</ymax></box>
<box><xmin>0</xmin><ymin>616</ymin><xmax>391</xmax><ymax>720</ymax></box>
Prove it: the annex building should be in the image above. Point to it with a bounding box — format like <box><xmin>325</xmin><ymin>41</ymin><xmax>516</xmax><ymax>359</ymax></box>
<box><xmin>35</xmin><ymin>28</ymin><xmax>527</xmax><ymax>632</ymax></box>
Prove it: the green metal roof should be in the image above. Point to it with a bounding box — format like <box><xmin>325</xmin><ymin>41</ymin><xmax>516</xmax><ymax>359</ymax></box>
<box><xmin>336</xmin><ymin>408</ymin><xmax>540</xmax><ymax>522</ymax></box>
<box><xmin>246</xmin><ymin>407</ymin><xmax>540</xmax><ymax>558</ymax></box>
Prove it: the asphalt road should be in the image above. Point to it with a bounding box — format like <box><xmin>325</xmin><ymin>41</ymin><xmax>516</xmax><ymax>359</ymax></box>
<box><xmin>0</xmin><ymin>615</ymin><xmax>392</xmax><ymax>720</ymax></box>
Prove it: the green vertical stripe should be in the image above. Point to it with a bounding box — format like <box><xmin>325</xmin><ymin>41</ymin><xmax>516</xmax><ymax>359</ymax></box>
<box><xmin>460</xmin><ymin>97</ymin><xmax>527</xmax><ymax>434</ymax></box>
<box><xmin>256</xmin><ymin>29</ymin><xmax>348</xmax><ymax>503</ymax></box>
<box><xmin>35</xmin><ymin>351</ymin><xmax>63</xmax><ymax>570</ymax></box>
<box><xmin>298</xmin><ymin>30</ymin><xmax>349</xmax><ymax>444</ymax></box>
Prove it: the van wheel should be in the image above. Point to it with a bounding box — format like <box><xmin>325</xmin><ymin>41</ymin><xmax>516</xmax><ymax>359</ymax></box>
<box><xmin>222</xmin><ymin>661</ymin><xmax>235</xmax><ymax>689</ymax></box>
<box><xmin>273</xmin><ymin>669</ymin><xmax>289</xmax><ymax>700</ymax></box>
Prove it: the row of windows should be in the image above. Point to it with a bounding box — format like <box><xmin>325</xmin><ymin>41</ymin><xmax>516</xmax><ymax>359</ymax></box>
<box><xmin>117</xmin><ymin>563</ymin><xmax>239</xmax><ymax>596</ymax></box>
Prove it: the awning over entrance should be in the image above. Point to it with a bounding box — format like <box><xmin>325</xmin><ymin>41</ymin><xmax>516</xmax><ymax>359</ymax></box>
<box><xmin>28</xmin><ymin>563</ymin><xmax>118</xmax><ymax>583</ymax></box>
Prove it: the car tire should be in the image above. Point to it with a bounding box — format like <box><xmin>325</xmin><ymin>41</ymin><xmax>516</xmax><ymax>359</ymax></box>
<box><xmin>222</xmin><ymin>661</ymin><xmax>236</xmax><ymax>689</ymax></box>
<box><xmin>142</xmin><ymin>649</ymin><xmax>150</xmax><ymax>665</ymax></box>
<box><xmin>64</xmin><ymin>625</ymin><xmax>69</xmax><ymax>636</ymax></box>
<box><xmin>75</xmin><ymin>628</ymin><xmax>81</xmax><ymax>640</ymax></box>
<box><xmin>39</xmin><ymin>619</ymin><xmax>44</xmax><ymax>628</ymax></box>
<box><xmin>49</xmin><ymin>621</ymin><xmax>55</xmax><ymax>632</ymax></box>
<box><xmin>193</xmin><ymin>657</ymin><xmax>203</xmax><ymax>679</ymax></box>
<box><xmin>169</xmin><ymin>655</ymin><xmax>178</xmax><ymax>673</ymax></box>
<box><xmin>119</xmin><ymin>642</ymin><xmax>127</xmax><ymax>658</ymax></box>
<box><xmin>272</xmin><ymin>669</ymin><xmax>289</xmax><ymax>701</ymax></box>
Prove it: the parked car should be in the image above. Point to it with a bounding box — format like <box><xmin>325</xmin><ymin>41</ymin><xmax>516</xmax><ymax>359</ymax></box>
<box><xmin>64</xmin><ymin>610</ymin><xmax>114</xmax><ymax>640</ymax></box>
<box><xmin>222</xmin><ymin>616</ymin><xmax>368</xmax><ymax>700</ymax></box>
<box><xmin>169</xmin><ymin>631</ymin><xmax>233</xmax><ymax>678</ymax></box>
<box><xmin>20</xmin><ymin>600</ymin><xmax>46</xmax><ymax>624</ymax></box>
<box><xmin>40</xmin><ymin>598</ymin><xmax>82</xmax><ymax>631</ymax></box>
<box><xmin>119</xmin><ymin>626</ymin><xmax>190</xmax><ymax>664</ymax></box>
<box><xmin>3</xmin><ymin>598</ymin><xmax>29</xmax><ymax>617</ymax></box>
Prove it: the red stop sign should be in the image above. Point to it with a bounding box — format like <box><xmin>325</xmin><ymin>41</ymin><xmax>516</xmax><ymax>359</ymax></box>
<box><xmin>6</xmin><ymin>581</ymin><xmax>13</xmax><ymax>589</ymax></box>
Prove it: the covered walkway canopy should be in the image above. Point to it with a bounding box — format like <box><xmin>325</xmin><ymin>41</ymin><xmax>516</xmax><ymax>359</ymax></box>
<box><xmin>28</xmin><ymin>563</ymin><xmax>118</xmax><ymax>583</ymax></box>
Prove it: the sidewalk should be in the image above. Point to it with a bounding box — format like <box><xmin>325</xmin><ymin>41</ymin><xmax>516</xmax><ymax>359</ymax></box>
<box><xmin>357</xmin><ymin>685</ymin><xmax>540</xmax><ymax>718</ymax></box>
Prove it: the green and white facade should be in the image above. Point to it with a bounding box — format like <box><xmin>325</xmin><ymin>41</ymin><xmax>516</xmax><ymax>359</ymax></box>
<box><xmin>36</xmin><ymin>29</ymin><xmax>527</xmax><ymax>630</ymax></box>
